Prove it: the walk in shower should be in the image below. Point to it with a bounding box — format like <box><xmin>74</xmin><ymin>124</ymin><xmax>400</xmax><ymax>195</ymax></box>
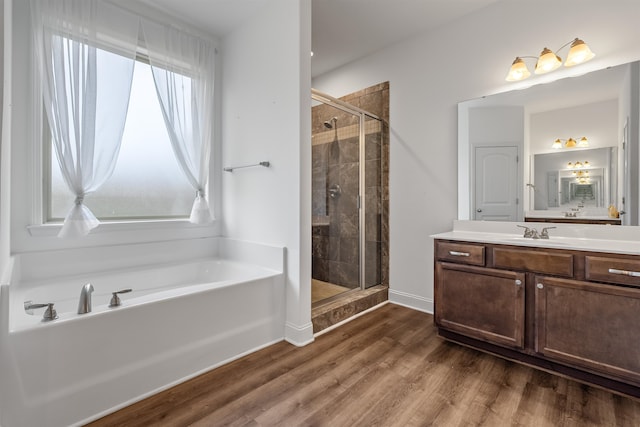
<box><xmin>311</xmin><ymin>86</ymin><xmax>389</xmax><ymax>305</ymax></box>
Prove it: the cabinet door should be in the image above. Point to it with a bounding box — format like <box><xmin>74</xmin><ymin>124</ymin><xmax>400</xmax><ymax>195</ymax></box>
<box><xmin>535</xmin><ymin>276</ymin><xmax>640</xmax><ymax>385</ymax></box>
<box><xmin>435</xmin><ymin>262</ymin><xmax>525</xmax><ymax>349</ymax></box>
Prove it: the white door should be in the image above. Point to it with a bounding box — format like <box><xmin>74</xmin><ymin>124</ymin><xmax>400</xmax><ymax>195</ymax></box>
<box><xmin>622</xmin><ymin>120</ymin><xmax>630</xmax><ymax>225</ymax></box>
<box><xmin>474</xmin><ymin>146</ymin><xmax>518</xmax><ymax>221</ymax></box>
<box><xmin>546</xmin><ymin>171</ymin><xmax>559</xmax><ymax>208</ymax></box>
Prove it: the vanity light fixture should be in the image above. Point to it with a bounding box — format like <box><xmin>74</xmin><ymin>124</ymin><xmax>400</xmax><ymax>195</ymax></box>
<box><xmin>505</xmin><ymin>57</ymin><xmax>531</xmax><ymax>82</ymax></box>
<box><xmin>552</xmin><ymin>136</ymin><xmax>588</xmax><ymax>149</ymax></box>
<box><xmin>505</xmin><ymin>38</ymin><xmax>595</xmax><ymax>82</ymax></box>
<box><xmin>535</xmin><ymin>48</ymin><xmax>562</xmax><ymax>74</ymax></box>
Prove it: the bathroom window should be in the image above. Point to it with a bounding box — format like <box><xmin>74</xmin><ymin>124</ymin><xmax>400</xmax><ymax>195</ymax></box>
<box><xmin>32</xmin><ymin>2</ymin><xmax>215</xmax><ymax>239</ymax></box>
<box><xmin>45</xmin><ymin>58</ymin><xmax>196</xmax><ymax>221</ymax></box>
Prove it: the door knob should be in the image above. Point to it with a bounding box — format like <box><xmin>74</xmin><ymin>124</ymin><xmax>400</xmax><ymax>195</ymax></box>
<box><xmin>476</xmin><ymin>208</ymin><xmax>483</xmax><ymax>212</ymax></box>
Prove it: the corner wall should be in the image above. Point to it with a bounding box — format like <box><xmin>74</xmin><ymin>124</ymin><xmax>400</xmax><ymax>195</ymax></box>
<box><xmin>221</xmin><ymin>0</ymin><xmax>313</xmax><ymax>345</ymax></box>
<box><xmin>312</xmin><ymin>0</ymin><xmax>640</xmax><ymax>313</ymax></box>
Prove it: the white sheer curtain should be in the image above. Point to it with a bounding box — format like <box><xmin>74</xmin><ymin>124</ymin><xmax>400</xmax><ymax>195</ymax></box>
<box><xmin>141</xmin><ymin>19</ymin><xmax>215</xmax><ymax>224</ymax></box>
<box><xmin>31</xmin><ymin>0</ymin><xmax>139</xmax><ymax>237</ymax></box>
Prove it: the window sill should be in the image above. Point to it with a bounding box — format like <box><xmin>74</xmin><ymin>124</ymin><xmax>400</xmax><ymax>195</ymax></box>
<box><xmin>27</xmin><ymin>218</ymin><xmax>215</xmax><ymax>237</ymax></box>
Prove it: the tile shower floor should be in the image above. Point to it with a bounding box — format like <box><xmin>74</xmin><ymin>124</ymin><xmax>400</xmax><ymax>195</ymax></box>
<box><xmin>311</xmin><ymin>279</ymin><xmax>351</xmax><ymax>304</ymax></box>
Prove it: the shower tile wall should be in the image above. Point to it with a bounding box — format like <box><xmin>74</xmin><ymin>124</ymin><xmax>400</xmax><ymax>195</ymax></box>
<box><xmin>312</xmin><ymin>82</ymin><xmax>389</xmax><ymax>289</ymax></box>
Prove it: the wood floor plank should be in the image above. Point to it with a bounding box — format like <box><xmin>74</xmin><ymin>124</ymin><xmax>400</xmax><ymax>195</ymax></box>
<box><xmin>88</xmin><ymin>304</ymin><xmax>640</xmax><ymax>427</ymax></box>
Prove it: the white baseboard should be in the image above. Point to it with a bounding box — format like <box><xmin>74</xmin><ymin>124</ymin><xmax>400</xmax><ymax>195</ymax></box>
<box><xmin>284</xmin><ymin>321</ymin><xmax>314</xmax><ymax>347</ymax></box>
<box><xmin>389</xmin><ymin>289</ymin><xmax>433</xmax><ymax>314</ymax></box>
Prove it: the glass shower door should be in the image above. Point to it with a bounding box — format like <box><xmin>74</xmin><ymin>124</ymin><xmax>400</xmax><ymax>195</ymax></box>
<box><xmin>311</xmin><ymin>102</ymin><xmax>361</xmax><ymax>301</ymax></box>
<box><xmin>363</xmin><ymin>114</ymin><xmax>384</xmax><ymax>288</ymax></box>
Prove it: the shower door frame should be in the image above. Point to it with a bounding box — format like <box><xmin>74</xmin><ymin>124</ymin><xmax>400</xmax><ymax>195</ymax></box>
<box><xmin>311</xmin><ymin>88</ymin><xmax>382</xmax><ymax>290</ymax></box>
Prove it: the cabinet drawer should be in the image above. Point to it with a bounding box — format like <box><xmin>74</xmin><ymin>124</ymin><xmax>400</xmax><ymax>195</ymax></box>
<box><xmin>436</xmin><ymin>241</ymin><xmax>485</xmax><ymax>266</ymax></box>
<box><xmin>585</xmin><ymin>256</ymin><xmax>640</xmax><ymax>287</ymax></box>
<box><xmin>492</xmin><ymin>247</ymin><xmax>573</xmax><ymax>277</ymax></box>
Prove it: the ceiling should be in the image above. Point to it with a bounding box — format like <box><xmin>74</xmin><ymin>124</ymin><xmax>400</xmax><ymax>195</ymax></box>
<box><xmin>140</xmin><ymin>0</ymin><xmax>501</xmax><ymax>77</ymax></box>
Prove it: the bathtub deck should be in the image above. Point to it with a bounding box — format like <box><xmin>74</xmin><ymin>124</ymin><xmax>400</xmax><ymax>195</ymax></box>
<box><xmin>86</xmin><ymin>304</ymin><xmax>640</xmax><ymax>427</ymax></box>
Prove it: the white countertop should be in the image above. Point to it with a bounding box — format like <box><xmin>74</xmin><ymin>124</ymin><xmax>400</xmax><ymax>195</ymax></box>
<box><xmin>525</xmin><ymin>210</ymin><xmax>617</xmax><ymax>220</ymax></box>
<box><xmin>432</xmin><ymin>220</ymin><xmax>640</xmax><ymax>255</ymax></box>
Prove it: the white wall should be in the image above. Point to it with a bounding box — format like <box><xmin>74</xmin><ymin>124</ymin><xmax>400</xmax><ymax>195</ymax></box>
<box><xmin>0</xmin><ymin>0</ymin><xmax>8</xmax><ymax>285</ymax></box>
<box><xmin>630</xmin><ymin>63</ymin><xmax>640</xmax><ymax>225</ymax></box>
<box><xmin>221</xmin><ymin>0</ymin><xmax>313</xmax><ymax>345</ymax></box>
<box><xmin>530</xmin><ymin>100</ymin><xmax>618</xmax><ymax>154</ymax></box>
<box><xmin>312</xmin><ymin>0</ymin><xmax>640</xmax><ymax>312</ymax></box>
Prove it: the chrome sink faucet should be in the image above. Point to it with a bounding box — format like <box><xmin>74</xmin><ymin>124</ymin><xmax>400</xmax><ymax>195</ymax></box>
<box><xmin>517</xmin><ymin>225</ymin><xmax>535</xmax><ymax>238</ymax></box>
<box><xmin>540</xmin><ymin>226</ymin><xmax>556</xmax><ymax>239</ymax></box>
<box><xmin>517</xmin><ymin>225</ymin><xmax>555</xmax><ymax>239</ymax></box>
<box><xmin>77</xmin><ymin>283</ymin><xmax>94</xmax><ymax>314</ymax></box>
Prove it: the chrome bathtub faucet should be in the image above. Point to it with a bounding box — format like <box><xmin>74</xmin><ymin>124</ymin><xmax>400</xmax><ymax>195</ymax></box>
<box><xmin>77</xmin><ymin>283</ymin><xmax>94</xmax><ymax>314</ymax></box>
<box><xmin>24</xmin><ymin>301</ymin><xmax>58</xmax><ymax>322</ymax></box>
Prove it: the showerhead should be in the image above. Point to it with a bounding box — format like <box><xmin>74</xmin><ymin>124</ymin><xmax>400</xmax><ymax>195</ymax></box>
<box><xmin>323</xmin><ymin>117</ymin><xmax>338</xmax><ymax>129</ymax></box>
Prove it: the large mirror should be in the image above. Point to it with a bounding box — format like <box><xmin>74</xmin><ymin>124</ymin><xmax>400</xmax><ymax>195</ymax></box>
<box><xmin>458</xmin><ymin>62</ymin><xmax>639</xmax><ymax>226</ymax></box>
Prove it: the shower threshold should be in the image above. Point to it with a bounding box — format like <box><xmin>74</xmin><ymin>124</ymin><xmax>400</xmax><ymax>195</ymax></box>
<box><xmin>311</xmin><ymin>284</ymin><xmax>388</xmax><ymax>334</ymax></box>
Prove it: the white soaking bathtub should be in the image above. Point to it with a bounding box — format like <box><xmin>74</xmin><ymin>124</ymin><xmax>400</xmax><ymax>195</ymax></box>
<box><xmin>0</xmin><ymin>238</ymin><xmax>285</xmax><ymax>427</ymax></box>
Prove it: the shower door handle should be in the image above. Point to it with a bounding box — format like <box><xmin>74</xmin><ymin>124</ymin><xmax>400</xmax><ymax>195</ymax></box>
<box><xmin>328</xmin><ymin>184</ymin><xmax>342</xmax><ymax>199</ymax></box>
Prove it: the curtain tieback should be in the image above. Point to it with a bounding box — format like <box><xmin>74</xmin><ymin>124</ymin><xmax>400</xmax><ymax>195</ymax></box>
<box><xmin>196</xmin><ymin>189</ymin><xmax>205</xmax><ymax>199</ymax></box>
<box><xmin>74</xmin><ymin>195</ymin><xmax>85</xmax><ymax>206</ymax></box>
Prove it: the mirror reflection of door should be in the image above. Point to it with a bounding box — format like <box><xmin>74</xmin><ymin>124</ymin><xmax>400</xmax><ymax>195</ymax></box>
<box><xmin>561</xmin><ymin>177</ymin><xmax>570</xmax><ymax>204</ymax></box>
<box><xmin>622</xmin><ymin>119</ymin><xmax>630</xmax><ymax>225</ymax></box>
<box><xmin>474</xmin><ymin>146</ymin><xmax>518</xmax><ymax>221</ymax></box>
<box><xmin>546</xmin><ymin>171</ymin><xmax>559</xmax><ymax>207</ymax></box>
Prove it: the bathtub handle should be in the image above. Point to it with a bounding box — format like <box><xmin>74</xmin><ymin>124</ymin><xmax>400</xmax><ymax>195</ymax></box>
<box><xmin>109</xmin><ymin>289</ymin><xmax>133</xmax><ymax>308</ymax></box>
<box><xmin>23</xmin><ymin>301</ymin><xmax>58</xmax><ymax>322</ymax></box>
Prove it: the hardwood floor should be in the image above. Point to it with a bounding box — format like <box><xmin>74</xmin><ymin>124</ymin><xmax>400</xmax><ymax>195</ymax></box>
<box><xmin>88</xmin><ymin>304</ymin><xmax>640</xmax><ymax>426</ymax></box>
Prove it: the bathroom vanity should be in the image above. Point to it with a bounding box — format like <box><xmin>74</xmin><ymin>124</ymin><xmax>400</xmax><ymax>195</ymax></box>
<box><xmin>433</xmin><ymin>221</ymin><xmax>640</xmax><ymax>397</ymax></box>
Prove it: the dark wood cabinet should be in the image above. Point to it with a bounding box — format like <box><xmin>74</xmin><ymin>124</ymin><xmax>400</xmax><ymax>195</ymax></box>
<box><xmin>435</xmin><ymin>263</ymin><xmax>525</xmax><ymax>349</ymax></box>
<box><xmin>434</xmin><ymin>239</ymin><xmax>640</xmax><ymax>397</ymax></box>
<box><xmin>535</xmin><ymin>276</ymin><xmax>640</xmax><ymax>386</ymax></box>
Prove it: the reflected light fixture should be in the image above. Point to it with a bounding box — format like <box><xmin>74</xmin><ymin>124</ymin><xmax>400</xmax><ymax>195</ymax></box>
<box><xmin>552</xmin><ymin>136</ymin><xmax>588</xmax><ymax>149</ymax></box>
<box><xmin>574</xmin><ymin>170</ymin><xmax>590</xmax><ymax>183</ymax></box>
<box><xmin>568</xmin><ymin>160</ymin><xmax>590</xmax><ymax>170</ymax></box>
<box><xmin>506</xmin><ymin>38</ymin><xmax>595</xmax><ymax>82</ymax></box>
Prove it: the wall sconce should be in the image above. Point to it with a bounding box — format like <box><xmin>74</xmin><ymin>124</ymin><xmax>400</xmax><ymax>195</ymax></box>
<box><xmin>552</xmin><ymin>136</ymin><xmax>589</xmax><ymax>149</ymax></box>
<box><xmin>506</xmin><ymin>38</ymin><xmax>595</xmax><ymax>82</ymax></box>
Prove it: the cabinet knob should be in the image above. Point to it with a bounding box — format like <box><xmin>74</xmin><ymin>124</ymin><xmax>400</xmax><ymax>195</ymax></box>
<box><xmin>515</xmin><ymin>279</ymin><xmax>522</xmax><ymax>286</ymax></box>
<box><xmin>536</xmin><ymin>283</ymin><xmax>544</xmax><ymax>289</ymax></box>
